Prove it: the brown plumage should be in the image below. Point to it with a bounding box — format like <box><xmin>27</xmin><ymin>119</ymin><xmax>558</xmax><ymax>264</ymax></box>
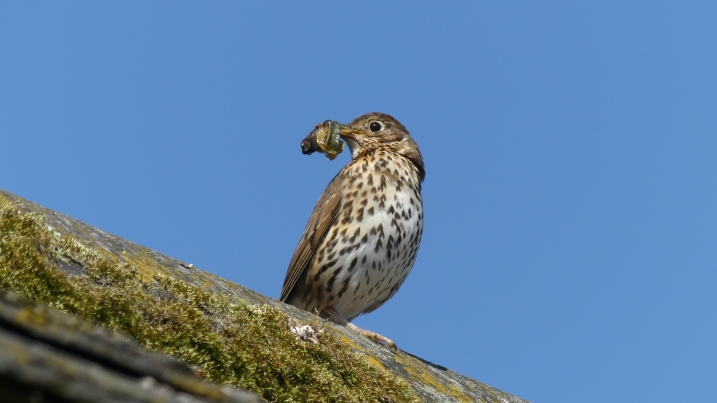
<box><xmin>281</xmin><ymin>112</ymin><xmax>425</xmax><ymax>348</ymax></box>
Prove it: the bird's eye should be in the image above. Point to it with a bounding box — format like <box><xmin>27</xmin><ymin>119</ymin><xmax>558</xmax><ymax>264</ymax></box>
<box><xmin>369</xmin><ymin>121</ymin><xmax>383</xmax><ymax>132</ymax></box>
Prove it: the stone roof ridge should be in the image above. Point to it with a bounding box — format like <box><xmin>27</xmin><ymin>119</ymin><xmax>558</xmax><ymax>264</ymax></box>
<box><xmin>0</xmin><ymin>189</ymin><xmax>531</xmax><ymax>403</ymax></box>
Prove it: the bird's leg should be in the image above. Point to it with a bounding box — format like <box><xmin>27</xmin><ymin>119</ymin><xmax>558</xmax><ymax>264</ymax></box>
<box><xmin>323</xmin><ymin>307</ymin><xmax>397</xmax><ymax>350</ymax></box>
<box><xmin>346</xmin><ymin>323</ymin><xmax>398</xmax><ymax>351</ymax></box>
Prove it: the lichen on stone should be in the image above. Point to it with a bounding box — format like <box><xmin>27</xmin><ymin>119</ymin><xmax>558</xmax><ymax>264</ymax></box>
<box><xmin>0</xmin><ymin>206</ymin><xmax>418</xmax><ymax>403</ymax></box>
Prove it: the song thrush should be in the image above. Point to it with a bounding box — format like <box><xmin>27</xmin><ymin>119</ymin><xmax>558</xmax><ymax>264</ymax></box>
<box><xmin>281</xmin><ymin>112</ymin><xmax>425</xmax><ymax>348</ymax></box>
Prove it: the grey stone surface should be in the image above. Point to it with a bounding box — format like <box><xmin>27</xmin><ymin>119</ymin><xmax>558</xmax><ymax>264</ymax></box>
<box><xmin>0</xmin><ymin>291</ymin><xmax>261</xmax><ymax>403</ymax></box>
<box><xmin>0</xmin><ymin>189</ymin><xmax>531</xmax><ymax>403</ymax></box>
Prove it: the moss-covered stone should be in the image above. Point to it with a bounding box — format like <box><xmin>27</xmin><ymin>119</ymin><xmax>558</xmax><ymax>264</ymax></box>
<box><xmin>0</xmin><ymin>189</ymin><xmax>531</xmax><ymax>403</ymax></box>
<box><xmin>0</xmin><ymin>206</ymin><xmax>418</xmax><ymax>402</ymax></box>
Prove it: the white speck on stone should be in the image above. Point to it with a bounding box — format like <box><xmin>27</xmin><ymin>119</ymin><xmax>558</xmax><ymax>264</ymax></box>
<box><xmin>288</xmin><ymin>317</ymin><xmax>322</xmax><ymax>344</ymax></box>
<box><xmin>139</xmin><ymin>376</ymin><xmax>158</xmax><ymax>389</ymax></box>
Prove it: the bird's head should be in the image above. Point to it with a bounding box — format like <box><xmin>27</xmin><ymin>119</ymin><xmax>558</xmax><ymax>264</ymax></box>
<box><xmin>338</xmin><ymin>112</ymin><xmax>425</xmax><ymax>182</ymax></box>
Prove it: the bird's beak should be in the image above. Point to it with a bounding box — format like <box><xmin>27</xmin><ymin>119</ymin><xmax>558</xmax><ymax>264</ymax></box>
<box><xmin>338</xmin><ymin>125</ymin><xmax>361</xmax><ymax>140</ymax></box>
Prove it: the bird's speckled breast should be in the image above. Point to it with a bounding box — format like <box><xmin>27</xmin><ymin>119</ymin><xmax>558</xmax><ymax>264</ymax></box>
<box><xmin>305</xmin><ymin>150</ymin><xmax>424</xmax><ymax>321</ymax></box>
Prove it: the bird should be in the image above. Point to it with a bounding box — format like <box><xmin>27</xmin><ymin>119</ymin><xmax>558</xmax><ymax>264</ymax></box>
<box><xmin>281</xmin><ymin>112</ymin><xmax>425</xmax><ymax>348</ymax></box>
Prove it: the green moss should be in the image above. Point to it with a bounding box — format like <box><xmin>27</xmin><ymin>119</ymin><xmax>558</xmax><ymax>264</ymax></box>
<box><xmin>0</xmin><ymin>207</ymin><xmax>418</xmax><ymax>403</ymax></box>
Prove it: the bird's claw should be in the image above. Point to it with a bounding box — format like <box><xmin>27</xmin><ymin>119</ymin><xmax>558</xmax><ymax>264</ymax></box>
<box><xmin>347</xmin><ymin>323</ymin><xmax>398</xmax><ymax>351</ymax></box>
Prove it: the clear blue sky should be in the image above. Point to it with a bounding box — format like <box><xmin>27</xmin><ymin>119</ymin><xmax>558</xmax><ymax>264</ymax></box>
<box><xmin>2</xmin><ymin>2</ymin><xmax>716</xmax><ymax>402</ymax></box>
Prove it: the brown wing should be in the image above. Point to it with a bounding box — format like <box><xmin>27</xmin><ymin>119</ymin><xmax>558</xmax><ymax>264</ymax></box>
<box><xmin>280</xmin><ymin>173</ymin><xmax>343</xmax><ymax>302</ymax></box>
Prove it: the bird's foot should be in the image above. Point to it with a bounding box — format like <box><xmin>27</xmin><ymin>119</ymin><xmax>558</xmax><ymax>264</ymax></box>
<box><xmin>346</xmin><ymin>323</ymin><xmax>397</xmax><ymax>350</ymax></box>
<box><xmin>323</xmin><ymin>307</ymin><xmax>397</xmax><ymax>350</ymax></box>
